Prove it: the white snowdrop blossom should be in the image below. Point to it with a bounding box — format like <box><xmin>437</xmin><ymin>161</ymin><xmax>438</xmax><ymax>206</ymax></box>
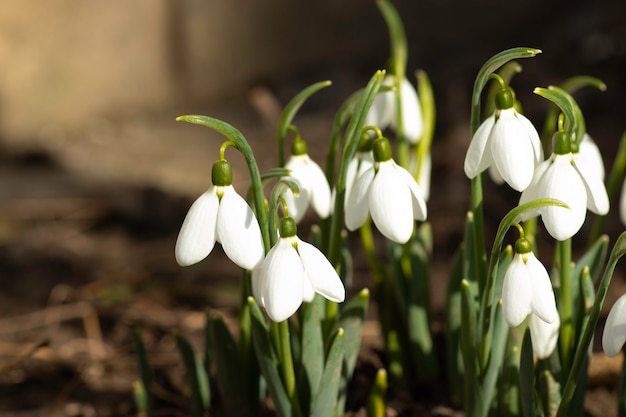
<box><xmin>252</xmin><ymin>217</ymin><xmax>345</xmax><ymax>322</ymax></box>
<box><xmin>529</xmin><ymin>313</ymin><xmax>560</xmax><ymax>359</ymax></box>
<box><xmin>365</xmin><ymin>75</ymin><xmax>423</xmax><ymax>144</ymax></box>
<box><xmin>175</xmin><ymin>160</ymin><xmax>264</xmax><ymax>270</ymax></box>
<box><xmin>577</xmin><ymin>133</ymin><xmax>605</xmax><ymax>180</ymax></box>
<box><xmin>501</xmin><ymin>239</ymin><xmax>557</xmax><ymax>328</ymax></box>
<box><xmin>519</xmin><ymin>131</ymin><xmax>609</xmax><ymax>241</ymax></box>
<box><xmin>602</xmin><ymin>293</ymin><xmax>626</xmax><ymax>357</ymax></box>
<box><xmin>345</xmin><ymin>150</ymin><xmax>374</xmax><ymax>208</ymax></box>
<box><xmin>282</xmin><ymin>138</ymin><xmax>332</xmax><ymax>223</ymax></box>
<box><xmin>345</xmin><ymin>137</ymin><xmax>427</xmax><ymax>244</ymax></box>
<box><xmin>464</xmin><ymin>88</ymin><xmax>543</xmax><ymax>192</ymax></box>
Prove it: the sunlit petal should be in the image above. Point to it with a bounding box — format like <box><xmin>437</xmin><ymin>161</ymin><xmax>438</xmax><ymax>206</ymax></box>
<box><xmin>305</xmin><ymin>159</ymin><xmax>332</xmax><ymax>218</ymax></box>
<box><xmin>518</xmin><ymin>159</ymin><xmax>551</xmax><ymax>222</ymax></box>
<box><xmin>537</xmin><ymin>155</ymin><xmax>587</xmax><ymax>240</ymax></box>
<box><xmin>490</xmin><ymin>111</ymin><xmax>536</xmax><ymax>191</ymax></box>
<box><xmin>398</xmin><ymin>78</ymin><xmax>423</xmax><ymax>144</ymax></box>
<box><xmin>417</xmin><ymin>153</ymin><xmax>431</xmax><ymax>201</ymax></box>
<box><xmin>603</xmin><ymin>293</ymin><xmax>626</xmax><ymax>357</ymax></box>
<box><xmin>297</xmin><ymin>239</ymin><xmax>345</xmax><ymax>303</ymax></box>
<box><xmin>464</xmin><ymin>115</ymin><xmax>495</xmax><ymax>179</ymax></box>
<box><xmin>369</xmin><ymin>162</ymin><xmax>414</xmax><ymax>243</ymax></box>
<box><xmin>529</xmin><ymin>313</ymin><xmax>560</xmax><ymax>359</ymax></box>
<box><xmin>261</xmin><ymin>239</ymin><xmax>305</xmax><ymax>322</ymax></box>
<box><xmin>573</xmin><ymin>157</ymin><xmax>609</xmax><ymax>215</ymax></box>
<box><xmin>501</xmin><ymin>254</ymin><xmax>533</xmax><ymax>327</ymax></box>
<box><xmin>395</xmin><ymin>162</ymin><xmax>427</xmax><ymax>221</ymax></box>
<box><xmin>579</xmin><ymin>133</ymin><xmax>605</xmax><ymax>180</ymax></box>
<box><xmin>216</xmin><ymin>187</ymin><xmax>265</xmax><ymax>270</ymax></box>
<box><xmin>175</xmin><ymin>189</ymin><xmax>219</xmax><ymax>266</ymax></box>
<box><xmin>526</xmin><ymin>254</ymin><xmax>557</xmax><ymax>324</ymax></box>
<box><xmin>345</xmin><ymin>168</ymin><xmax>374</xmax><ymax>231</ymax></box>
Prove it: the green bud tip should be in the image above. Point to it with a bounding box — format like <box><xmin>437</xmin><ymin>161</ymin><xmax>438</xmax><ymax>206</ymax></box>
<box><xmin>279</xmin><ymin>216</ymin><xmax>298</xmax><ymax>238</ymax></box>
<box><xmin>495</xmin><ymin>88</ymin><xmax>515</xmax><ymax>110</ymax></box>
<box><xmin>291</xmin><ymin>134</ymin><xmax>308</xmax><ymax>156</ymax></box>
<box><xmin>552</xmin><ymin>130</ymin><xmax>572</xmax><ymax>155</ymax></box>
<box><xmin>358</xmin><ymin>132</ymin><xmax>374</xmax><ymax>153</ymax></box>
<box><xmin>212</xmin><ymin>160</ymin><xmax>233</xmax><ymax>186</ymax></box>
<box><xmin>372</xmin><ymin>137</ymin><xmax>392</xmax><ymax>162</ymax></box>
<box><xmin>515</xmin><ymin>237</ymin><xmax>532</xmax><ymax>255</ymax></box>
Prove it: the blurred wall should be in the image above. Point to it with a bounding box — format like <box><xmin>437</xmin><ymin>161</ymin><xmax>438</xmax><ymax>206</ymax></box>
<box><xmin>0</xmin><ymin>0</ymin><xmax>623</xmax><ymax>145</ymax></box>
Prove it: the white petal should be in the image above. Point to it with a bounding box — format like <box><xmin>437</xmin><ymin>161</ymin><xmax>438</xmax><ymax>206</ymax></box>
<box><xmin>284</xmin><ymin>156</ymin><xmax>312</xmax><ymax>223</ymax></box>
<box><xmin>417</xmin><ymin>153</ymin><xmax>431</xmax><ymax>201</ymax></box>
<box><xmin>573</xmin><ymin>156</ymin><xmax>609</xmax><ymax>215</ymax></box>
<box><xmin>304</xmin><ymin>158</ymin><xmax>332</xmax><ymax>218</ymax></box>
<box><xmin>529</xmin><ymin>313</ymin><xmax>560</xmax><ymax>359</ymax></box>
<box><xmin>175</xmin><ymin>189</ymin><xmax>219</xmax><ymax>266</ymax></box>
<box><xmin>489</xmin><ymin>110</ymin><xmax>537</xmax><ymax>191</ymax></box>
<box><xmin>518</xmin><ymin>159</ymin><xmax>551</xmax><ymax>222</ymax></box>
<box><xmin>302</xmin><ymin>275</ymin><xmax>315</xmax><ymax>303</ymax></box>
<box><xmin>464</xmin><ymin>115</ymin><xmax>496</xmax><ymax>179</ymax></box>
<box><xmin>488</xmin><ymin>163</ymin><xmax>505</xmax><ymax>185</ymax></box>
<box><xmin>216</xmin><ymin>187</ymin><xmax>265</xmax><ymax>270</ymax></box>
<box><xmin>297</xmin><ymin>239</ymin><xmax>345</xmax><ymax>302</ymax></box>
<box><xmin>345</xmin><ymin>168</ymin><xmax>374</xmax><ymax>231</ymax></box>
<box><xmin>525</xmin><ymin>254</ymin><xmax>557</xmax><ymax>324</ymax></box>
<box><xmin>536</xmin><ymin>155</ymin><xmax>587</xmax><ymax>241</ymax></box>
<box><xmin>517</xmin><ymin>113</ymin><xmax>544</xmax><ymax>165</ymax></box>
<box><xmin>365</xmin><ymin>84</ymin><xmax>393</xmax><ymax>130</ymax></box>
<box><xmin>579</xmin><ymin>133</ymin><xmax>605</xmax><ymax>180</ymax></box>
<box><xmin>398</xmin><ymin>78</ymin><xmax>423</xmax><ymax>144</ymax></box>
<box><xmin>369</xmin><ymin>162</ymin><xmax>414</xmax><ymax>243</ymax></box>
<box><xmin>501</xmin><ymin>254</ymin><xmax>533</xmax><ymax>327</ymax></box>
<box><xmin>260</xmin><ymin>239</ymin><xmax>305</xmax><ymax>322</ymax></box>
<box><xmin>603</xmin><ymin>293</ymin><xmax>626</xmax><ymax>357</ymax></box>
<box><xmin>251</xmin><ymin>266</ymin><xmax>265</xmax><ymax>307</ymax></box>
<box><xmin>394</xmin><ymin>162</ymin><xmax>427</xmax><ymax>220</ymax></box>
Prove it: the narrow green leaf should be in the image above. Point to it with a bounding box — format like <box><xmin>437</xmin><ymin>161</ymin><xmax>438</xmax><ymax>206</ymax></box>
<box><xmin>499</xmin><ymin>324</ymin><xmax>524</xmax><ymax>417</ymax></box>
<box><xmin>311</xmin><ymin>328</ymin><xmax>345</xmax><ymax>417</ymax></box>
<box><xmin>133</xmin><ymin>381</ymin><xmax>149</xmax><ymax>417</ymax></box>
<box><xmin>445</xmin><ymin>244</ymin><xmax>464</xmax><ymax>404</ymax></box>
<box><xmin>367</xmin><ymin>369</ymin><xmax>388</xmax><ymax>417</ymax></box>
<box><xmin>210</xmin><ymin>316</ymin><xmax>251</xmax><ymax>416</ymax></box>
<box><xmin>175</xmin><ymin>333</ymin><xmax>206</xmax><ymax>417</ymax></box>
<box><xmin>479</xmin><ymin>301</ymin><xmax>509</xmax><ymax>416</ymax></box>
<box><xmin>334</xmin><ymin>288</ymin><xmax>370</xmax><ymax>414</ymax></box>
<box><xmin>276</xmin><ymin>80</ymin><xmax>332</xmax><ymax>166</ymax></box>
<box><xmin>133</xmin><ymin>328</ymin><xmax>152</xmax><ymax>417</ymax></box>
<box><xmin>299</xmin><ymin>294</ymin><xmax>325</xmax><ymax>411</ymax></box>
<box><xmin>539</xmin><ymin>370</ymin><xmax>561</xmax><ymax>417</ymax></box>
<box><xmin>460</xmin><ymin>280</ymin><xmax>481</xmax><ymax>414</ymax></box>
<box><xmin>519</xmin><ymin>330</ymin><xmax>535</xmax><ymax>417</ymax></box>
<box><xmin>248</xmin><ymin>298</ymin><xmax>292</xmax><ymax>417</ymax></box>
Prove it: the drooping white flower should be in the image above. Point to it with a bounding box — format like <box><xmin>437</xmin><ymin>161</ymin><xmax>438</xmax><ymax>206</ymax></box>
<box><xmin>577</xmin><ymin>133</ymin><xmax>605</xmax><ymax>180</ymax></box>
<box><xmin>175</xmin><ymin>160</ymin><xmax>264</xmax><ymax>270</ymax></box>
<box><xmin>252</xmin><ymin>217</ymin><xmax>345</xmax><ymax>322</ymax></box>
<box><xmin>345</xmin><ymin>137</ymin><xmax>427</xmax><ymax>244</ymax></box>
<box><xmin>365</xmin><ymin>75</ymin><xmax>423</xmax><ymax>144</ymax></box>
<box><xmin>282</xmin><ymin>136</ymin><xmax>331</xmax><ymax>223</ymax></box>
<box><xmin>519</xmin><ymin>131</ymin><xmax>609</xmax><ymax>241</ymax></box>
<box><xmin>529</xmin><ymin>312</ymin><xmax>560</xmax><ymax>359</ymax></box>
<box><xmin>602</xmin><ymin>293</ymin><xmax>626</xmax><ymax>357</ymax></box>
<box><xmin>501</xmin><ymin>238</ymin><xmax>557</xmax><ymax>328</ymax></box>
<box><xmin>464</xmin><ymin>88</ymin><xmax>543</xmax><ymax>192</ymax></box>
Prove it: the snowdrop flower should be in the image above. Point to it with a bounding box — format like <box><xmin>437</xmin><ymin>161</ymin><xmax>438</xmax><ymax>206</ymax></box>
<box><xmin>519</xmin><ymin>130</ymin><xmax>609</xmax><ymax>241</ymax></box>
<box><xmin>252</xmin><ymin>216</ymin><xmax>345</xmax><ymax>322</ymax></box>
<box><xmin>602</xmin><ymin>293</ymin><xmax>626</xmax><ymax>357</ymax></box>
<box><xmin>576</xmin><ymin>133</ymin><xmax>605</xmax><ymax>181</ymax></box>
<box><xmin>365</xmin><ymin>75</ymin><xmax>423</xmax><ymax>144</ymax></box>
<box><xmin>282</xmin><ymin>134</ymin><xmax>331</xmax><ymax>223</ymax></box>
<box><xmin>175</xmin><ymin>159</ymin><xmax>264</xmax><ymax>270</ymax></box>
<box><xmin>529</xmin><ymin>313</ymin><xmax>560</xmax><ymax>359</ymax></box>
<box><xmin>501</xmin><ymin>238</ymin><xmax>557</xmax><ymax>328</ymax></box>
<box><xmin>464</xmin><ymin>87</ymin><xmax>543</xmax><ymax>192</ymax></box>
<box><xmin>345</xmin><ymin>137</ymin><xmax>427</xmax><ymax>244</ymax></box>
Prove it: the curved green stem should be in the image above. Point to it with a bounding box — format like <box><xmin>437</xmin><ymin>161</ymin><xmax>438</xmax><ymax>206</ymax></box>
<box><xmin>469</xmin><ymin>48</ymin><xmax>541</xmax><ymax>294</ymax></box>
<box><xmin>176</xmin><ymin>115</ymin><xmax>271</xmax><ymax>253</ymax></box>
<box><xmin>556</xmin><ymin>231</ymin><xmax>626</xmax><ymax>417</ymax></box>
<box><xmin>558</xmin><ymin>238</ymin><xmax>573</xmax><ymax>373</ymax></box>
<box><xmin>277</xmin><ymin>320</ymin><xmax>302</xmax><ymax>417</ymax></box>
<box><xmin>277</xmin><ymin>81</ymin><xmax>332</xmax><ymax>167</ymax></box>
<box><xmin>327</xmin><ymin>70</ymin><xmax>386</xmax><ymax>266</ymax></box>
